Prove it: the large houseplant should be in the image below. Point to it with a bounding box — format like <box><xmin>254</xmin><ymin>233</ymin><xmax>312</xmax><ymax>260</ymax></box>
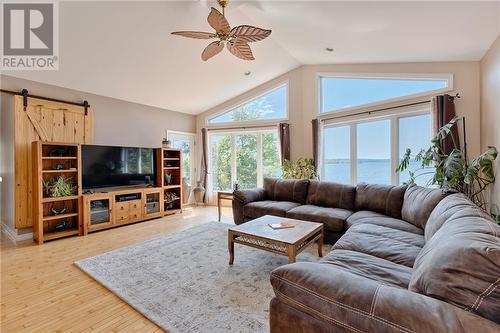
<box><xmin>397</xmin><ymin>116</ymin><xmax>498</xmax><ymax>217</ymax></box>
<box><xmin>282</xmin><ymin>158</ymin><xmax>318</xmax><ymax>180</ymax></box>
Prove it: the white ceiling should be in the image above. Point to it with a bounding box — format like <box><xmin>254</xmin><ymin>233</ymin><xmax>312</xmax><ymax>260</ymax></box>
<box><xmin>6</xmin><ymin>1</ymin><xmax>500</xmax><ymax>115</ymax></box>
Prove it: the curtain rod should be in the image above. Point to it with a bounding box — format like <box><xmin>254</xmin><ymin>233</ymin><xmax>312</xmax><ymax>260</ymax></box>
<box><xmin>0</xmin><ymin>89</ymin><xmax>90</xmax><ymax>114</ymax></box>
<box><xmin>206</xmin><ymin>124</ymin><xmax>279</xmax><ymax>132</ymax></box>
<box><xmin>320</xmin><ymin>93</ymin><xmax>460</xmax><ymax>122</ymax></box>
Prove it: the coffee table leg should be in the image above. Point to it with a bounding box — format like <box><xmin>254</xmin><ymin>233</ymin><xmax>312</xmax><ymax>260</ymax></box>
<box><xmin>287</xmin><ymin>245</ymin><xmax>296</xmax><ymax>264</ymax></box>
<box><xmin>228</xmin><ymin>231</ymin><xmax>235</xmax><ymax>265</ymax></box>
<box><xmin>218</xmin><ymin>194</ymin><xmax>222</xmax><ymax>222</ymax></box>
<box><xmin>318</xmin><ymin>231</ymin><xmax>324</xmax><ymax>257</ymax></box>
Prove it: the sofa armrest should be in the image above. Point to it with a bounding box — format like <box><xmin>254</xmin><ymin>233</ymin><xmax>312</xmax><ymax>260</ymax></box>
<box><xmin>271</xmin><ymin>263</ymin><xmax>499</xmax><ymax>333</ymax></box>
<box><xmin>232</xmin><ymin>188</ymin><xmax>266</xmax><ymax>225</ymax></box>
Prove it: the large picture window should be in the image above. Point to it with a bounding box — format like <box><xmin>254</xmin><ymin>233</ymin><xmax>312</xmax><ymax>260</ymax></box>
<box><xmin>208</xmin><ymin>84</ymin><xmax>287</xmax><ymax>124</ymax></box>
<box><xmin>322</xmin><ymin>110</ymin><xmax>432</xmax><ymax>186</ymax></box>
<box><xmin>209</xmin><ymin>130</ymin><xmax>281</xmax><ymax>191</ymax></box>
<box><xmin>320</xmin><ymin>74</ymin><xmax>451</xmax><ymax>114</ymax></box>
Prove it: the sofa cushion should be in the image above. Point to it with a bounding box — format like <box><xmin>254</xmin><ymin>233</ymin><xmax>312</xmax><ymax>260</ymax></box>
<box><xmin>333</xmin><ymin>224</ymin><xmax>425</xmax><ymax>267</ymax></box>
<box><xmin>425</xmin><ymin>193</ymin><xmax>492</xmax><ymax>241</ymax></box>
<box><xmin>306</xmin><ymin>180</ymin><xmax>355</xmax><ymax>210</ymax></box>
<box><xmin>321</xmin><ymin>249</ymin><xmax>413</xmax><ymax>288</ymax></box>
<box><xmin>354</xmin><ymin>183</ymin><xmax>407</xmax><ymax>219</ymax></box>
<box><xmin>243</xmin><ymin>200</ymin><xmax>301</xmax><ymax>219</ymax></box>
<box><xmin>264</xmin><ymin>178</ymin><xmax>310</xmax><ymax>204</ymax></box>
<box><xmin>401</xmin><ymin>184</ymin><xmax>448</xmax><ymax>228</ymax></box>
<box><xmin>286</xmin><ymin>205</ymin><xmax>352</xmax><ymax>232</ymax></box>
<box><xmin>410</xmin><ymin>206</ymin><xmax>500</xmax><ymax>324</ymax></box>
<box><xmin>347</xmin><ymin>211</ymin><xmax>424</xmax><ymax>235</ymax></box>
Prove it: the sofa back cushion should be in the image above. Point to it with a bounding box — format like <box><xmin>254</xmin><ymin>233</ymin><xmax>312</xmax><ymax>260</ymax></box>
<box><xmin>306</xmin><ymin>180</ymin><xmax>355</xmax><ymax>210</ymax></box>
<box><xmin>409</xmin><ymin>199</ymin><xmax>500</xmax><ymax>323</ymax></box>
<box><xmin>401</xmin><ymin>184</ymin><xmax>448</xmax><ymax>228</ymax></box>
<box><xmin>263</xmin><ymin>178</ymin><xmax>310</xmax><ymax>204</ymax></box>
<box><xmin>354</xmin><ymin>183</ymin><xmax>406</xmax><ymax>219</ymax></box>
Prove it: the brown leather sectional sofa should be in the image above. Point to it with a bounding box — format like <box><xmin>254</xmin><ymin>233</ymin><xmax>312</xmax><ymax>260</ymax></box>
<box><xmin>232</xmin><ymin>178</ymin><xmax>500</xmax><ymax>332</ymax></box>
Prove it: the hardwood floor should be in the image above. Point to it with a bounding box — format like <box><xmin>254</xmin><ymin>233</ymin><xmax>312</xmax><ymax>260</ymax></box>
<box><xmin>1</xmin><ymin>206</ymin><xmax>234</xmax><ymax>333</ymax></box>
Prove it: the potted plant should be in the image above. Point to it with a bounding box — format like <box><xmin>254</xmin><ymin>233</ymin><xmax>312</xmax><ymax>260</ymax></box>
<box><xmin>42</xmin><ymin>175</ymin><xmax>77</xmax><ymax>197</ymax></box>
<box><xmin>281</xmin><ymin>158</ymin><xmax>318</xmax><ymax>180</ymax></box>
<box><xmin>397</xmin><ymin>116</ymin><xmax>498</xmax><ymax>218</ymax></box>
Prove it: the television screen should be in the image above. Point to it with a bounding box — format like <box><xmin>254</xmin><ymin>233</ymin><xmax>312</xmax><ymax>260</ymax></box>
<box><xmin>82</xmin><ymin>145</ymin><xmax>156</xmax><ymax>190</ymax></box>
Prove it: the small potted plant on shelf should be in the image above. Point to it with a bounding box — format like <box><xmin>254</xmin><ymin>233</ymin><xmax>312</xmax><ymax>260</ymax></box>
<box><xmin>42</xmin><ymin>175</ymin><xmax>77</xmax><ymax>197</ymax></box>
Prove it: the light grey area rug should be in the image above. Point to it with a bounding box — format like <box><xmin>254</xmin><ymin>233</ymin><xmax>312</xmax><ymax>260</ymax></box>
<box><xmin>75</xmin><ymin>222</ymin><xmax>327</xmax><ymax>333</ymax></box>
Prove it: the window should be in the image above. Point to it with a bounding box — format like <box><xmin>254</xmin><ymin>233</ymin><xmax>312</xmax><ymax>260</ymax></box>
<box><xmin>209</xmin><ymin>130</ymin><xmax>281</xmax><ymax>191</ymax></box>
<box><xmin>357</xmin><ymin>119</ymin><xmax>391</xmax><ymax>184</ymax></box>
<box><xmin>398</xmin><ymin>114</ymin><xmax>434</xmax><ymax>186</ymax></box>
<box><xmin>323</xmin><ymin>126</ymin><xmax>350</xmax><ymax>184</ymax></box>
<box><xmin>168</xmin><ymin>131</ymin><xmax>196</xmax><ymax>186</ymax></box>
<box><xmin>208</xmin><ymin>85</ymin><xmax>287</xmax><ymax>124</ymax></box>
<box><xmin>320</xmin><ymin>75</ymin><xmax>450</xmax><ymax>113</ymax></box>
<box><xmin>322</xmin><ymin>110</ymin><xmax>432</xmax><ymax>186</ymax></box>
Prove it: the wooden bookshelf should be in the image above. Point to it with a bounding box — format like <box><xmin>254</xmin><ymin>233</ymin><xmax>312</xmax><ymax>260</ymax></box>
<box><xmin>161</xmin><ymin>148</ymin><xmax>183</xmax><ymax>215</ymax></box>
<box><xmin>32</xmin><ymin>142</ymin><xmax>82</xmax><ymax>244</ymax></box>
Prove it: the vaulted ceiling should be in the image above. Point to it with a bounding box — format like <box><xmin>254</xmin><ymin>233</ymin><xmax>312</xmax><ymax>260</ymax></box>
<box><xmin>5</xmin><ymin>1</ymin><xmax>500</xmax><ymax>114</ymax></box>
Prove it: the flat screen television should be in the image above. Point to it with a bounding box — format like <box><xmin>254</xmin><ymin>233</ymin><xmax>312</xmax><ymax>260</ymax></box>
<box><xmin>82</xmin><ymin>144</ymin><xmax>156</xmax><ymax>190</ymax></box>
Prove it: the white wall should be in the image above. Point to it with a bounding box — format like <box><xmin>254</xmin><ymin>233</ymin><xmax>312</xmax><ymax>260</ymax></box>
<box><xmin>197</xmin><ymin>61</ymin><xmax>481</xmax><ymax>163</ymax></box>
<box><xmin>480</xmin><ymin>36</ymin><xmax>500</xmax><ymax>211</ymax></box>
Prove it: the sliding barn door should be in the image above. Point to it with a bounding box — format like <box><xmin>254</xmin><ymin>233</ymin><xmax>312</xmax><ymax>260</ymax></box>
<box><xmin>14</xmin><ymin>95</ymin><xmax>93</xmax><ymax>229</ymax></box>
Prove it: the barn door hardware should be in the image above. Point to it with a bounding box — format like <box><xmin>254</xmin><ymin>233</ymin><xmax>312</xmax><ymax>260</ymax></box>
<box><xmin>0</xmin><ymin>89</ymin><xmax>91</xmax><ymax>114</ymax></box>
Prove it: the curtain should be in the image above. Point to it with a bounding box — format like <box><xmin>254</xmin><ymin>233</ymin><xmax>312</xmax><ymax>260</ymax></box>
<box><xmin>200</xmin><ymin>128</ymin><xmax>209</xmax><ymax>203</ymax></box>
<box><xmin>311</xmin><ymin>119</ymin><xmax>320</xmax><ymax>171</ymax></box>
<box><xmin>432</xmin><ymin>94</ymin><xmax>459</xmax><ymax>155</ymax></box>
<box><xmin>278</xmin><ymin>123</ymin><xmax>290</xmax><ymax>164</ymax></box>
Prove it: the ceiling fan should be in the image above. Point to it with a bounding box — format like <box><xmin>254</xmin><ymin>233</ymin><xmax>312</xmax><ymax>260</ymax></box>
<box><xmin>171</xmin><ymin>0</ymin><xmax>272</xmax><ymax>61</ymax></box>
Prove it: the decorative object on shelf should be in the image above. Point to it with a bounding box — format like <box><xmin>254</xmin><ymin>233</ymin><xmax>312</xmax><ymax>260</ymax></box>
<box><xmin>397</xmin><ymin>116</ymin><xmax>497</xmax><ymax>211</ymax></box>
<box><xmin>52</xmin><ymin>163</ymin><xmax>65</xmax><ymax>170</ymax></box>
<box><xmin>164</xmin><ymin>173</ymin><xmax>173</xmax><ymax>185</ymax></box>
<box><xmin>281</xmin><ymin>158</ymin><xmax>318</xmax><ymax>180</ymax></box>
<box><xmin>54</xmin><ymin>219</ymin><xmax>73</xmax><ymax>232</ymax></box>
<box><xmin>49</xmin><ymin>148</ymin><xmax>69</xmax><ymax>157</ymax></box>
<box><xmin>171</xmin><ymin>0</ymin><xmax>272</xmax><ymax>61</ymax></box>
<box><xmin>164</xmin><ymin>192</ymin><xmax>180</xmax><ymax>203</ymax></box>
<box><xmin>42</xmin><ymin>175</ymin><xmax>77</xmax><ymax>197</ymax></box>
<box><xmin>165</xmin><ymin>162</ymin><xmax>174</xmax><ymax>167</ymax></box>
<box><xmin>50</xmin><ymin>203</ymin><xmax>67</xmax><ymax>216</ymax></box>
<box><xmin>193</xmin><ymin>181</ymin><xmax>206</xmax><ymax>204</ymax></box>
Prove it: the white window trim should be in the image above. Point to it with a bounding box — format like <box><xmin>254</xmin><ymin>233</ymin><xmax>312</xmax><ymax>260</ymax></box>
<box><xmin>321</xmin><ymin>105</ymin><xmax>431</xmax><ymax>186</ymax></box>
<box><xmin>316</xmin><ymin>72</ymin><xmax>453</xmax><ymax>117</ymax></box>
<box><xmin>205</xmin><ymin>82</ymin><xmax>289</xmax><ymax>127</ymax></box>
<box><xmin>166</xmin><ymin>130</ymin><xmax>196</xmax><ymax>186</ymax></box>
<box><xmin>208</xmin><ymin>127</ymin><xmax>281</xmax><ymax>192</ymax></box>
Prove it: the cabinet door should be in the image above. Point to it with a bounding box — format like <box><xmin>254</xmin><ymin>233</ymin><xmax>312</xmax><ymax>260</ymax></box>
<box><xmin>143</xmin><ymin>190</ymin><xmax>162</xmax><ymax>219</ymax></box>
<box><xmin>85</xmin><ymin>195</ymin><xmax>113</xmax><ymax>232</ymax></box>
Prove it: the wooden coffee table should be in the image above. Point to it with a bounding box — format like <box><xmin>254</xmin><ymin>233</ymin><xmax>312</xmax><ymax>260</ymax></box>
<box><xmin>228</xmin><ymin>215</ymin><xmax>324</xmax><ymax>264</ymax></box>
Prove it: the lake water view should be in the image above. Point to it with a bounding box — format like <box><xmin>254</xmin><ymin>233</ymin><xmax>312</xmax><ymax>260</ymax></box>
<box><xmin>323</xmin><ymin>159</ymin><xmax>433</xmax><ymax>186</ymax></box>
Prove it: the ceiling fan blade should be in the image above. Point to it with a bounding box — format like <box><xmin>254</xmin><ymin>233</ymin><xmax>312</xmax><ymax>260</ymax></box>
<box><xmin>207</xmin><ymin>7</ymin><xmax>230</xmax><ymax>35</ymax></box>
<box><xmin>201</xmin><ymin>41</ymin><xmax>224</xmax><ymax>61</ymax></box>
<box><xmin>227</xmin><ymin>39</ymin><xmax>254</xmax><ymax>61</ymax></box>
<box><xmin>171</xmin><ymin>31</ymin><xmax>216</xmax><ymax>39</ymax></box>
<box><xmin>230</xmin><ymin>25</ymin><xmax>272</xmax><ymax>43</ymax></box>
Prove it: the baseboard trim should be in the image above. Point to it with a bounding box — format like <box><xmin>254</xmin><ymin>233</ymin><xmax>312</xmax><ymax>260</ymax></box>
<box><xmin>1</xmin><ymin>221</ymin><xmax>33</xmax><ymax>242</ymax></box>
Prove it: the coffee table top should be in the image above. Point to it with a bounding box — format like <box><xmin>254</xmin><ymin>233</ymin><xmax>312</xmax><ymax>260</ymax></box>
<box><xmin>229</xmin><ymin>215</ymin><xmax>323</xmax><ymax>245</ymax></box>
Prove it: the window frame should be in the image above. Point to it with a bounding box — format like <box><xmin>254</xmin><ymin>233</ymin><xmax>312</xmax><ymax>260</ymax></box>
<box><xmin>208</xmin><ymin>127</ymin><xmax>281</xmax><ymax>192</ymax></box>
<box><xmin>317</xmin><ymin>72</ymin><xmax>453</xmax><ymax>116</ymax></box>
<box><xmin>321</xmin><ymin>104</ymin><xmax>431</xmax><ymax>186</ymax></box>
<box><xmin>205</xmin><ymin>82</ymin><xmax>289</xmax><ymax>127</ymax></box>
<box><xmin>167</xmin><ymin>130</ymin><xmax>196</xmax><ymax>187</ymax></box>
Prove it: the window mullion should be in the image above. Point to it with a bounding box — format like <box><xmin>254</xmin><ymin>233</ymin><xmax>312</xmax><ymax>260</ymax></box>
<box><xmin>390</xmin><ymin>116</ymin><xmax>399</xmax><ymax>185</ymax></box>
<box><xmin>350</xmin><ymin>124</ymin><xmax>357</xmax><ymax>185</ymax></box>
<box><xmin>231</xmin><ymin>134</ymin><xmax>237</xmax><ymax>189</ymax></box>
<box><xmin>257</xmin><ymin>133</ymin><xmax>263</xmax><ymax>187</ymax></box>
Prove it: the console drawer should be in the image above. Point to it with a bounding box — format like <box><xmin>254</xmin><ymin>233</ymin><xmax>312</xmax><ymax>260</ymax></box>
<box><xmin>115</xmin><ymin>202</ymin><xmax>129</xmax><ymax>212</ymax></box>
<box><xmin>115</xmin><ymin>212</ymin><xmax>129</xmax><ymax>223</ymax></box>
